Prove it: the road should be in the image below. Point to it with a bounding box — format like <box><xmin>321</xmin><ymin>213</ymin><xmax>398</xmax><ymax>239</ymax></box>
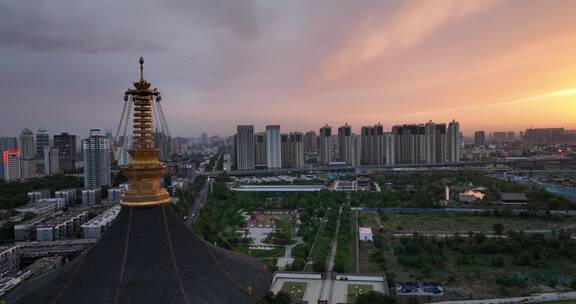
<box><xmin>184</xmin><ymin>178</ymin><xmax>210</xmax><ymax>227</ymax></box>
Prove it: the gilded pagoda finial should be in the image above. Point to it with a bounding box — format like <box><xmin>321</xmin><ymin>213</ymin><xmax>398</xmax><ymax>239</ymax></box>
<box><xmin>139</xmin><ymin>56</ymin><xmax>144</xmax><ymax>81</ymax></box>
<box><xmin>121</xmin><ymin>57</ymin><xmax>171</xmax><ymax>207</ymax></box>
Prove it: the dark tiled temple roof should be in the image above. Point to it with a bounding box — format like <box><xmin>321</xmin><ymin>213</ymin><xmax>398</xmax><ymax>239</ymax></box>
<box><xmin>6</xmin><ymin>205</ymin><xmax>272</xmax><ymax>304</ymax></box>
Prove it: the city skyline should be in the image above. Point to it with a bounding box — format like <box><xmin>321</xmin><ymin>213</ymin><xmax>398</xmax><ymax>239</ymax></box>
<box><xmin>1</xmin><ymin>1</ymin><xmax>576</xmax><ymax>136</ymax></box>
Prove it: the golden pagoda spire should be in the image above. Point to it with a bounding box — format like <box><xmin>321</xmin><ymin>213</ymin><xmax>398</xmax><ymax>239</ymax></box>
<box><xmin>121</xmin><ymin>57</ymin><xmax>171</xmax><ymax>207</ymax></box>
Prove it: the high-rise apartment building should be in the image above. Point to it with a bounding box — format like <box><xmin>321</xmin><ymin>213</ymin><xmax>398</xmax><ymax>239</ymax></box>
<box><xmin>255</xmin><ymin>132</ymin><xmax>267</xmax><ymax>168</ymax></box>
<box><xmin>235</xmin><ymin>125</ymin><xmax>255</xmax><ymax>170</ymax></box>
<box><xmin>338</xmin><ymin>123</ymin><xmax>353</xmax><ymax>164</ymax></box>
<box><xmin>289</xmin><ymin>132</ymin><xmax>305</xmax><ymax>169</ymax></box>
<box><xmin>474</xmin><ymin>130</ymin><xmax>486</xmax><ymax>146</ymax></box>
<box><xmin>281</xmin><ymin>134</ymin><xmax>291</xmax><ymax>168</ymax></box>
<box><xmin>392</xmin><ymin>121</ymin><xmax>457</xmax><ymax>164</ymax></box>
<box><xmin>201</xmin><ymin>132</ymin><xmax>209</xmax><ymax>145</ymax></box>
<box><xmin>3</xmin><ymin>150</ymin><xmax>21</xmax><ymax>181</ymax></box>
<box><xmin>19</xmin><ymin>129</ymin><xmax>35</xmax><ymax>160</ymax></box>
<box><xmin>266</xmin><ymin>125</ymin><xmax>281</xmax><ymax>169</ymax></box>
<box><xmin>82</xmin><ymin>129</ymin><xmax>111</xmax><ymax>189</ymax></box>
<box><xmin>360</xmin><ymin>126</ymin><xmax>374</xmax><ymax>165</ymax></box>
<box><xmin>152</xmin><ymin>131</ymin><xmax>171</xmax><ymax>162</ymax></box>
<box><xmin>36</xmin><ymin>129</ymin><xmax>50</xmax><ymax>158</ymax></box>
<box><xmin>0</xmin><ymin>137</ymin><xmax>18</xmax><ymax>152</ymax></box>
<box><xmin>447</xmin><ymin>120</ymin><xmax>461</xmax><ymax>162</ymax></box>
<box><xmin>44</xmin><ymin>147</ymin><xmax>60</xmax><ymax>175</ymax></box>
<box><xmin>54</xmin><ymin>132</ymin><xmax>77</xmax><ymax>171</ymax></box>
<box><xmin>304</xmin><ymin>131</ymin><xmax>318</xmax><ymax>154</ymax></box>
<box><xmin>523</xmin><ymin>128</ymin><xmax>564</xmax><ymax>145</ymax></box>
<box><xmin>319</xmin><ymin>125</ymin><xmax>332</xmax><ymax>165</ymax></box>
<box><xmin>350</xmin><ymin>134</ymin><xmax>362</xmax><ymax>167</ymax></box>
<box><xmin>19</xmin><ymin>128</ymin><xmax>36</xmax><ymax>178</ymax></box>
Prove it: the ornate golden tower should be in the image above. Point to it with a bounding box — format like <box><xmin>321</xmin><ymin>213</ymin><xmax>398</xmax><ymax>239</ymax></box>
<box><xmin>121</xmin><ymin>57</ymin><xmax>171</xmax><ymax>207</ymax></box>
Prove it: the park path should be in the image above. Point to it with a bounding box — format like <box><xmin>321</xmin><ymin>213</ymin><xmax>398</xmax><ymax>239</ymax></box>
<box><xmin>320</xmin><ymin>206</ymin><xmax>343</xmax><ymax>303</ymax></box>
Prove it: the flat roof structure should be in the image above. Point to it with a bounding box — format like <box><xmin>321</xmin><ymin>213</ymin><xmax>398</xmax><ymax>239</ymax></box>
<box><xmin>230</xmin><ymin>184</ymin><xmax>326</xmax><ymax>192</ymax></box>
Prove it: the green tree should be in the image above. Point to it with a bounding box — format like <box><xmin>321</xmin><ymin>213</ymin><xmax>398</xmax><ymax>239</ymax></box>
<box><xmin>493</xmin><ymin>223</ymin><xmax>505</xmax><ymax>235</ymax></box>
<box><xmin>355</xmin><ymin>291</ymin><xmax>396</xmax><ymax>304</ymax></box>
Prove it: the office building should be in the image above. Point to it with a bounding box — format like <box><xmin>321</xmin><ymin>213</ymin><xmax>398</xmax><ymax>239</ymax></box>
<box><xmin>447</xmin><ymin>120</ymin><xmax>461</xmax><ymax>162</ymax></box>
<box><xmin>235</xmin><ymin>125</ymin><xmax>255</xmax><ymax>170</ymax></box>
<box><xmin>3</xmin><ymin>150</ymin><xmax>21</xmax><ymax>181</ymax></box>
<box><xmin>36</xmin><ymin>129</ymin><xmax>50</xmax><ymax>158</ymax></box>
<box><xmin>108</xmin><ymin>187</ymin><xmax>123</xmax><ymax>202</ymax></box>
<box><xmin>254</xmin><ymin>132</ymin><xmax>267</xmax><ymax>168</ymax></box>
<box><xmin>319</xmin><ymin>124</ymin><xmax>332</xmax><ymax>165</ymax></box>
<box><xmin>53</xmin><ymin>132</ymin><xmax>77</xmax><ymax>171</ymax></box>
<box><xmin>83</xmin><ymin>129</ymin><xmax>111</xmax><ymax>189</ymax></box>
<box><xmin>266</xmin><ymin>125</ymin><xmax>281</xmax><ymax>169</ymax></box>
<box><xmin>523</xmin><ymin>128</ymin><xmax>565</xmax><ymax>145</ymax></box>
<box><xmin>475</xmin><ymin>130</ymin><xmax>486</xmax><ymax>146</ymax></box>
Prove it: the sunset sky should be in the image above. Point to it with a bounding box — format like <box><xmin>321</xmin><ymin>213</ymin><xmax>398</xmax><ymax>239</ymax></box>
<box><xmin>1</xmin><ymin>0</ymin><xmax>576</xmax><ymax>137</ymax></box>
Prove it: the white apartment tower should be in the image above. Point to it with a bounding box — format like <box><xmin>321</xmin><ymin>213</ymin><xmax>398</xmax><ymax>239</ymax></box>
<box><xmin>83</xmin><ymin>129</ymin><xmax>111</xmax><ymax>189</ymax></box>
<box><xmin>266</xmin><ymin>125</ymin><xmax>281</xmax><ymax>169</ymax></box>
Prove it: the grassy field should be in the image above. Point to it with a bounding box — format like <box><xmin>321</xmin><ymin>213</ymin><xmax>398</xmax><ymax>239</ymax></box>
<box><xmin>358</xmin><ymin>211</ymin><xmax>576</xmax><ymax>300</ymax></box>
<box><xmin>249</xmin><ymin>247</ymin><xmax>285</xmax><ymax>258</ymax></box>
<box><xmin>370</xmin><ymin>212</ymin><xmax>576</xmax><ymax>233</ymax></box>
<box><xmin>280</xmin><ymin>282</ymin><xmax>307</xmax><ymax>301</ymax></box>
<box><xmin>347</xmin><ymin>284</ymin><xmax>373</xmax><ymax>303</ymax></box>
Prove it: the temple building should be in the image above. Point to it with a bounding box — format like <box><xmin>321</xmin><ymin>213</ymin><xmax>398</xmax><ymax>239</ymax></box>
<box><xmin>6</xmin><ymin>58</ymin><xmax>272</xmax><ymax>304</ymax></box>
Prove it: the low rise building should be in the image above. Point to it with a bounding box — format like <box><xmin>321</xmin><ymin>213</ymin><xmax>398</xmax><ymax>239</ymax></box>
<box><xmin>107</xmin><ymin>187</ymin><xmax>123</xmax><ymax>202</ymax></box>
<box><xmin>458</xmin><ymin>190</ymin><xmax>485</xmax><ymax>203</ymax></box>
<box><xmin>55</xmin><ymin>188</ymin><xmax>77</xmax><ymax>205</ymax></box>
<box><xmin>35</xmin><ymin>210</ymin><xmax>89</xmax><ymax>241</ymax></box>
<box><xmin>82</xmin><ymin>205</ymin><xmax>121</xmax><ymax>239</ymax></box>
<box><xmin>500</xmin><ymin>192</ymin><xmax>528</xmax><ymax>205</ymax></box>
<box><xmin>359</xmin><ymin>227</ymin><xmax>373</xmax><ymax>241</ymax></box>
<box><xmin>82</xmin><ymin>188</ymin><xmax>101</xmax><ymax>206</ymax></box>
<box><xmin>0</xmin><ymin>244</ymin><xmax>20</xmax><ymax>275</ymax></box>
<box><xmin>27</xmin><ymin>189</ymin><xmax>51</xmax><ymax>203</ymax></box>
<box><xmin>15</xmin><ymin>198</ymin><xmax>65</xmax><ymax>215</ymax></box>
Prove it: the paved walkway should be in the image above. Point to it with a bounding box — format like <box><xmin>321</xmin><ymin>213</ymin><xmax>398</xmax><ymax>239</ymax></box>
<box><xmin>320</xmin><ymin>206</ymin><xmax>343</xmax><ymax>303</ymax></box>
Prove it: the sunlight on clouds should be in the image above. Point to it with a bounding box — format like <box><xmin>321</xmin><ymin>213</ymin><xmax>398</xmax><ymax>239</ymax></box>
<box><xmin>319</xmin><ymin>0</ymin><xmax>501</xmax><ymax>82</ymax></box>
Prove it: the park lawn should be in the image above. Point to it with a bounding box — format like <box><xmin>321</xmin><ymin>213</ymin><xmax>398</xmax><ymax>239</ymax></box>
<box><xmin>280</xmin><ymin>282</ymin><xmax>307</xmax><ymax>301</ymax></box>
<box><xmin>347</xmin><ymin>284</ymin><xmax>373</xmax><ymax>303</ymax></box>
<box><xmin>250</xmin><ymin>247</ymin><xmax>285</xmax><ymax>258</ymax></box>
<box><xmin>253</xmin><ymin>213</ymin><xmax>292</xmax><ymax>225</ymax></box>
<box><xmin>375</xmin><ymin>212</ymin><xmax>575</xmax><ymax>233</ymax></box>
